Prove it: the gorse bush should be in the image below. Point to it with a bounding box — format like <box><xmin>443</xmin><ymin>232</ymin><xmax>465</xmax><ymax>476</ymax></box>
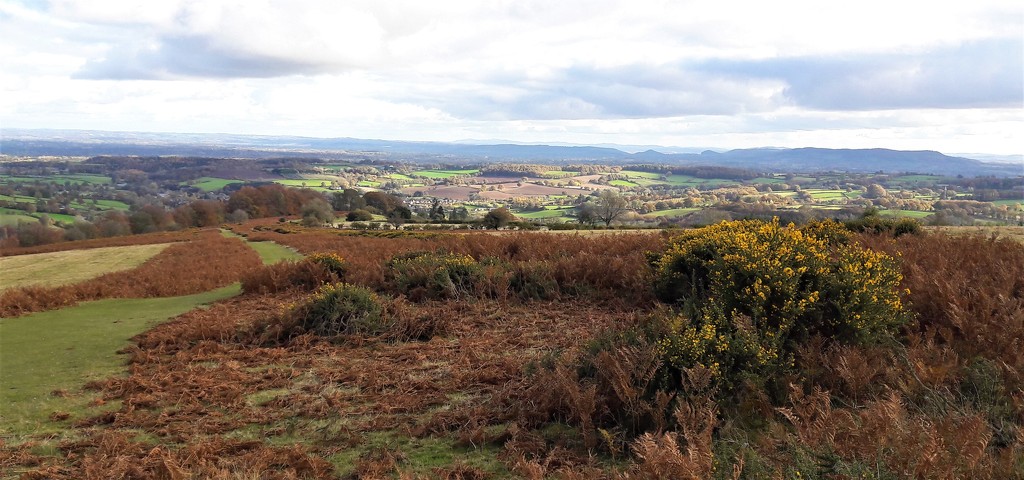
<box><xmin>306</xmin><ymin>252</ymin><xmax>347</xmax><ymax>277</ymax></box>
<box><xmin>295</xmin><ymin>283</ymin><xmax>384</xmax><ymax>336</ymax></box>
<box><xmin>650</xmin><ymin>219</ymin><xmax>909</xmax><ymax>389</ymax></box>
<box><xmin>386</xmin><ymin>251</ymin><xmax>482</xmax><ymax>300</ymax></box>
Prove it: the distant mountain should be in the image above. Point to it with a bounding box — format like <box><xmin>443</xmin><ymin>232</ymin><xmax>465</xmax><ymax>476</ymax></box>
<box><xmin>1</xmin><ymin>129</ymin><xmax>1020</xmax><ymax>177</ymax></box>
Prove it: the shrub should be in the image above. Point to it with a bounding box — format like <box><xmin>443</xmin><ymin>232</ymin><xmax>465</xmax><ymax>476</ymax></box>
<box><xmin>346</xmin><ymin>209</ymin><xmax>374</xmax><ymax>222</ymax></box>
<box><xmin>294</xmin><ymin>283</ymin><xmax>384</xmax><ymax>336</ymax></box>
<box><xmin>306</xmin><ymin>252</ymin><xmax>347</xmax><ymax>277</ymax></box>
<box><xmin>386</xmin><ymin>251</ymin><xmax>482</xmax><ymax>300</ymax></box>
<box><xmin>650</xmin><ymin>219</ymin><xmax>909</xmax><ymax>391</ymax></box>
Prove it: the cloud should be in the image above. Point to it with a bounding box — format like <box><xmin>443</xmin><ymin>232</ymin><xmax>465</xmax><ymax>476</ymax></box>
<box><xmin>698</xmin><ymin>38</ymin><xmax>1023</xmax><ymax>110</ymax></box>
<box><xmin>69</xmin><ymin>1</ymin><xmax>385</xmax><ymax>79</ymax></box>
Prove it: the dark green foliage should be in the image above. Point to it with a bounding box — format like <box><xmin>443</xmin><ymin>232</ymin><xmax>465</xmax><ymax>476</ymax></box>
<box><xmin>296</xmin><ymin>283</ymin><xmax>384</xmax><ymax>336</ymax></box>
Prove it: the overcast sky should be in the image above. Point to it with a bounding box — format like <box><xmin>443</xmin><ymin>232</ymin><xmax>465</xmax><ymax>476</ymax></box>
<box><xmin>1</xmin><ymin>0</ymin><xmax>1022</xmax><ymax>154</ymax></box>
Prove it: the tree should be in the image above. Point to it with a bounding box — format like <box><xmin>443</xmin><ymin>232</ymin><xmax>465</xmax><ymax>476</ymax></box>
<box><xmin>301</xmin><ymin>198</ymin><xmax>335</xmax><ymax>226</ymax></box>
<box><xmin>594</xmin><ymin>189</ymin><xmax>629</xmax><ymax>226</ymax></box>
<box><xmin>332</xmin><ymin>188</ymin><xmax>365</xmax><ymax>211</ymax></box>
<box><xmin>346</xmin><ymin>209</ymin><xmax>373</xmax><ymax>221</ymax></box>
<box><xmin>482</xmin><ymin>207</ymin><xmax>516</xmax><ymax>229</ymax></box>
<box><xmin>864</xmin><ymin>184</ymin><xmax>888</xmax><ymax>199</ymax></box>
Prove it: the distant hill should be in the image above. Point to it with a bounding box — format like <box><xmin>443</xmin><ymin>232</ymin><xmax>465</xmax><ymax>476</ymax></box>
<box><xmin>2</xmin><ymin>129</ymin><xmax>1020</xmax><ymax>177</ymax></box>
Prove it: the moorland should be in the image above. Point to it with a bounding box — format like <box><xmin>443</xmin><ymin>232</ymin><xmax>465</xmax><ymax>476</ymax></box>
<box><xmin>0</xmin><ymin>148</ymin><xmax>1022</xmax><ymax>479</ymax></box>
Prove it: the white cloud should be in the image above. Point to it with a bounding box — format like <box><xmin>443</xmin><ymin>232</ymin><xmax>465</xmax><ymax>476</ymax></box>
<box><xmin>1</xmin><ymin>0</ymin><xmax>1021</xmax><ymax>154</ymax></box>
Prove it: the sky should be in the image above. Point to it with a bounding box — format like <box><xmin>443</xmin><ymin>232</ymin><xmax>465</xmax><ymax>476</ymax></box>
<box><xmin>1</xmin><ymin>0</ymin><xmax>1022</xmax><ymax>155</ymax></box>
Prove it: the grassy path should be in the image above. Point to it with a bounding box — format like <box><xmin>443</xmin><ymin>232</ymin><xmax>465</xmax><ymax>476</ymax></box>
<box><xmin>220</xmin><ymin>228</ymin><xmax>303</xmax><ymax>264</ymax></box>
<box><xmin>0</xmin><ymin>285</ymin><xmax>241</xmax><ymax>441</ymax></box>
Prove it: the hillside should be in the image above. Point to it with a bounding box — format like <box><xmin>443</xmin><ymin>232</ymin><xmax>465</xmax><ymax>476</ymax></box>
<box><xmin>4</xmin><ymin>129</ymin><xmax>1020</xmax><ymax>177</ymax></box>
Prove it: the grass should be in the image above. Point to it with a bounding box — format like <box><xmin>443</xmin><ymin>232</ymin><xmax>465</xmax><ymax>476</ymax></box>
<box><xmin>645</xmin><ymin>207</ymin><xmax>699</xmax><ymax>217</ymax></box>
<box><xmin>608</xmin><ymin>179</ymin><xmax>639</xmax><ymax>187</ymax></box>
<box><xmin>327</xmin><ymin>431</ymin><xmax>509</xmax><ymax>477</ymax></box>
<box><xmin>0</xmin><ymin>174</ymin><xmax>111</xmax><ymax>185</ymax></box>
<box><xmin>516</xmin><ymin>206</ymin><xmax>576</xmax><ymax>219</ymax></box>
<box><xmin>878</xmin><ymin>209</ymin><xmax>933</xmax><ymax>219</ymax></box>
<box><xmin>0</xmin><ymin>213</ymin><xmax>38</xmax><ymax>227</ymax></box>
<box><xmin>184</xmin><ymin>177</ymin><xmax>244</xmax><ymax>192</ymax></box>
<box><xmin>619</xmin><ymin>170</ymin><xmax>663</xmax><ymax>179</ymax></box>
<box><xmin>386</xmin><ymin>173</ymin><xmax>415</xmax><ymax>181</ymax></box>
<box><xmin>0</xmin><ymin>285</ymin><xmax>241</xmax><ymax>439</ymax></box>
<box><xmin>991</xmin><ymin>199</ymin><xmax>1024</xmax><ymax>206</ymax></box>
<box><xmin>0</xmin><ymin>243</ymin><xmax>173</xmax><ymax>291</ymax></box>
<box><xmin>247</xmin><ymin>241</ymin><xmax>303</xmax><ymax>264</ymax></box>
<box><xmin>220</xmin><ymin>229</ymin><xmax>302</xmax><ymax>264</ymax></box>
<box><xmin>410</xmin><ymin>169</ymin><xmax>480</xmax><ymax>179</ymax></box>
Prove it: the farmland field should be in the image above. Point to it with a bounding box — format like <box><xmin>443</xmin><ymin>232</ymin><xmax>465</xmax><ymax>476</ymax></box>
<box><xmin>878</xmin><ymin>209</ymin><xmax>933</xmax><ymax>218</ymax></box>
<box><xmin>645</xmin><ymin>207</ymin><xmax>699</xmax><ymax>217</ymax></box>
<box><xmin>0</xmin><ymin>243</ymin><xmax>172</xmax><ymax>291</ymax></box>
<box><xmin>184</xmin><ymin>176</ymin><xmax>244</xmax><ymax>191</ymax></box>
<box><xmin>410</xmin><ymin>169</ymin><xmax>480</xmax><ymax>179</ymax></box>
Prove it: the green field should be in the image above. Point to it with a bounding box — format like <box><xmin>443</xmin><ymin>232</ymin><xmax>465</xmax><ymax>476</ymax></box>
<box><xmin>991</xmin><ymin>199</ymin><xmax>1024</xmax><ymax>206</ymax></box>
<box><xmin>0</xmin><ymin>174</ymin><xmax>111</xmax><ymax>185</ymax></box>
<box><xmin>410</xmin><ymin>169</ymin><xmax>480</xmax><ymax>179</ymax></box>
<box><xmin>0</xmin><ymin>243</ymin><xmax>172</xmax><ymax>291</ymax></box>
<box><xmin>515</xmin><ymin>206</ymin><xmax>576</xmax><ymax>219</ymax></box>
<box><xmin>0</xmin><ymin>285</ymin><xmax>240</xmax><ymax>439</ymax></box>
<box><xmin>0</xmin><ymin>209</ymin><xmax>38</xmax><ymax>226</ymax></box>
<box><xmin>247</xmin><ymin>241</ymin><xmax>302</xmax><ymax>264</ymax></box>
<box><xmin>184</xmin><ymin>177</ymin><xmax>244</xmax><ymax>192</ymax></box>
<box><xmin>386</xmin><ymin>173</ymin><xmax>415</xmax><ymax>181</ymax></box>
<box><xmin>645</xmin><ymin>207</ymin><xmax>699</xmax><ymax>217</ymax></box>
<box><xmin>357</xmin><ymin>180</ymin><xmax>381</xmax><ymax>187</ymax></box>
<box><xmin>619</xmin><ymin>170</ymin><xmax>663</xmax><ymax>179</ymax></box>
<box><xmin>271</xmin><ymin>180</ymin><xmax>331</xmax><ymax>191</ymax></box>
<box><xmin>878</xmin><ymin>209</ymin><xmax>933</xmax><ymax>219</ymax></box>
<box><xmin>608</xmin><ymin>179</ymin><xmax>639</xmax><ymax>187</ymax></box>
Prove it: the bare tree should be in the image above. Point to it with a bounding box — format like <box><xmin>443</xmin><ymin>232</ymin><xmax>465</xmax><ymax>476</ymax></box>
<box><xmin>595</xmin><ymin>189</ymin><xmax>629</xmax><ymax>226</ymax></box>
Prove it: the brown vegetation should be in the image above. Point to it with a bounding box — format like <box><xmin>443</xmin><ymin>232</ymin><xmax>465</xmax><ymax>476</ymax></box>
<box><xmin>4</xmin><ymin>227</ymin><xmax>1023</xmax><ymax>478</ymax></box>
<box><xmin>0</xmin><ymin>230</ymin><xmax>263</xmax><ymax>317</ymax></box>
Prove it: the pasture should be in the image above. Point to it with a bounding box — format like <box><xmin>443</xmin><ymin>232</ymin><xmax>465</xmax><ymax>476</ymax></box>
<box><xmin>184</xmin><ymin>176</ymin><xmax>244</xmax><ymax>192</ymax></box>
<box><xmin>0</xmin><ymin>243</ymin><xmax>172</xmax><ymax>291</ymax></box>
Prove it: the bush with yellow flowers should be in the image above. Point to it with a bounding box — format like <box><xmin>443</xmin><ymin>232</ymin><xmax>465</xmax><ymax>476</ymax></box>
<box><xmin>306</xmin><ymin>252</ymin><xmax>348</xmax><ymax>277</ymax></box>
<box><xmin>651</xmin><ymin>219</ymin><xmax>908</xmax><ymax>389</ymax></box>
<box><xmin>387</xmin><ymin>251</ymin><xmax>482</xmax><ymax>300</ymax></box>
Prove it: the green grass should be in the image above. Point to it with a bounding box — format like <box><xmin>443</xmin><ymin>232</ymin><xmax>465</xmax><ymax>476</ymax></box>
<box><xmin>991</xmin><ymin>199</ymin><xmax>1024</xmax><ymax>206</ymax></box>
<box><xmin>271</xmin><ymin>180</ymin><xmax>331</xmax><ymax>191</ymax></box>
<box><xmin>357</xmin><ymin>181</ymin><xmax>381</xmax><ymax>187</ymax></box>
<box><xmin>410</xmin><ymin>169</ymin><xmax>480</xmax><ymax>179</ymax></box>
<box><xmin>619</xmin><ymin>170</ymin><xmax>663</xmax><ymax>179</ymax></box>
<box><xmin>608</xmin><ymin>179</ymin><xmax>638</xmax><ymax>187</ymax></box>
<box><xmin>92</xmin><ymin>199</ymin><xmax>131</xmax><ymax>210</ymax></box>
<box><xmin>38</xmin><ymin>212</ymin><xmax>79</xmax><ymax>224</ymax></box>
<box><xmin>645</xmin><ymin>207</ymin><xmax>699</xmax><ymax>217</ymax></box>
<box><xmin>220</xmin><ymin>229</ymin><xmax>302</xmax><ymax>264</ymax></box>
<box><xmin>0</xmin><ymin>243</ymin><xmax>172</xmax><ymax>291</ymax></box>
<box><xmin>247</xmin><ymin>241</ymin><xmax>303</xmax><ymax>264</ymax></box>
<box><xmin>184</xmin><ymin>177</ymin><xmax>244</xmax><ymax>192</ymax></box>
<box><xmin>0</xmin><ymin>174</ymin><xmax>111</xmax><ymax>185</ymax></box>
<box><xmin>878</xmin><ymin>209</ymin><xmax>933</xmax><ymax>219</ymax></box>
<box><xmin>516</xmin><ymin>207</ymin><xmax>576</xmax><ymax>219</ymax></box>
<box><xmin>326</xmin><ymin>431</ymin><xmax>509</xmax><ymax>477</ymax></box>
<box><xmin>0</xmin><ymin>285</ymin><xmax>241</xmax><ymax>439</ymax></box>
<box><xmin>0</xmin><ymin>213</ymin><xmax>38</xmax><ymax>227</ymax></box>
<box><xmin>386</xmin><ymin>173</ymin><xmax>415</xmax><ymax>181</ymax></box>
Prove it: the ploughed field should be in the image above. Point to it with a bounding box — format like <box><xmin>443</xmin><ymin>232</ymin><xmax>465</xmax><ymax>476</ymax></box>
<box><xmin>1</xmin><ymin>221</ymin><xmax>1022</xmax><ymax>479</ymax></box>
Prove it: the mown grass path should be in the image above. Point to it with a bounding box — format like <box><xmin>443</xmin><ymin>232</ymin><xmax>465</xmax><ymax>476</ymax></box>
<box><xmin>0</xmin><ymin>285</ymin><xmax>240</xmax><ymax>441</ymax></box>
<box><xmin>0</xmin><ymin>243</ymin><xmax>173</xmax><ymax>291</ymax></box>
